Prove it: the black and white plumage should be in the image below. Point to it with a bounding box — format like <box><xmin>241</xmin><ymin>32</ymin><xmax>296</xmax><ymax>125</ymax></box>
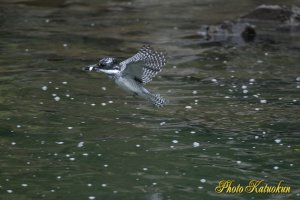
<box><xmin>84</xmin><ymin>45</ymin><xmax>167</xmax><ymax>107</ymax></box>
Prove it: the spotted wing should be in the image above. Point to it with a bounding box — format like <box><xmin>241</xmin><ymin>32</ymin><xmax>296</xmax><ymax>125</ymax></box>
<box><xmin>120</xmin><ymin>45</ymin><xmax>167</xmax><ymax>84</ymax></box>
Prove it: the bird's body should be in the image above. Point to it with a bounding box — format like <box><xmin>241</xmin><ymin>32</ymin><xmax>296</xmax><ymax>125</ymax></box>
<box><xmin>114</xmin><ymin>75</ymin><xmax>146</xmax><ymax>95</ymax></box>
<box><xmin>84</xmin><ymin>45</ymin><xmax>167</xmax><ymax>107</ymax></box>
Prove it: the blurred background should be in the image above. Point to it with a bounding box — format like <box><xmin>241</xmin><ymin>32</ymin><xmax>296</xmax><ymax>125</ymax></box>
<box><xmin>0</xmin><ymin>0</ymin><xmax>300</xmax><ymax>199</ymax></box>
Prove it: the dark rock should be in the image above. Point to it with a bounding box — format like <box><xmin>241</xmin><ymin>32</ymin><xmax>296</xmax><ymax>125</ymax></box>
<box><xmin>197</xmin><ymin>21</ymin><xmax>256</xmax><ymax>46</ymax></box>
<box><xmin>196</xmin><ymin>5</ymin><xmax>300</xmax><ymax>46</ymax></box>
<box><xmin>241</xmin><ymin>5</ymin><xmax>300</xmax><ymax>24</ymax></box>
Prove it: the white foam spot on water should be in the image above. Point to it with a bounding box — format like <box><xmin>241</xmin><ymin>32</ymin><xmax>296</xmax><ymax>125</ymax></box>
<box><xmin>274</xmin><ymin>139</ymin><xmax>281</xmax><ymax>143</ymax></box>
<box><xmin>236</xmin><ymin>161</ymin><xmax>242</xmax><ymax>164</ymax></box>
<box><xmin>273</xmin><ymin>166</ymin><xmax>279</xmax><ymax>170</ymax></box>
<box><xmin>260</xmin><ymin>99</ymin><xmax>267</xmax><ymax>104</ymax></box>
<box><xmin>249</xmin><ymin>78</ymin><xmax>255</xmax><ymax>83</ymax></box>
<box><xmin>101</xmin><ymin>87</ymin><xmax>106</xmax><ymax>91</ymax></box>
<box><xmin>192</xmin><ymin>90</ymin><xmax>197</xmax><ymax>94</ymax></box>
<box><xmin>63</xmin><ymin>43</ymin><xmax>68</xmax><ymax>47</ymax></box>
<box><xmin>243</xmin><ymin>89</ymin><xmax>248</xmax><ymax>94</ymax></box>
<box><xmin>108</xmin><ymin>101</ymin><xmax>113</xmax><ymax>104</ymax></box>
<box><xmin>16</xmin><ymin>125</ymin><xmax>21</xmax><ymax>128</ymax></box>
<box><xmin>172</xmin><ymin>140</ymin><xmax>178</xmax><ymax>144</ymax></box>
<box><xmin>160</xmin><ymin>122</ymin><xmax>166</xmax><ymax>126</ymax></box>
<box><xmin>67</xmin><ymin>127</ymin><xmax>73</xmax><ymax>130</ymax></box>
<box><xmin>62</xmin><ymin>81</ymin><xmax>68</xmax><ymax>85</ymax></box>
<box><xmin>11</xmin><ymin>142</ymin><xmax>16</xmax><ymax>145</ymax></box>
<box><xmin>193</xmin><ymin>142</ymin><xmax>200</xmax><ymax>147</ymax></box>
<box><xmin>200</xmin><ymin>179</ymin><xmax>206</xmax><ymax>183</ymax></box>
<box><xmin>82</xmin><ymin>153</ymin><xmax>89</xmax><ymax>156</ymax></box>
<box><xmin>101</xmin><ymin>103</ymin><xmax>106</xmax><ymax>106</ymax></box>
<box><xmin>88</xmin><ymin>196</ymin><xmax>96</xmax><ymax>200</ymax></box>
<box><xmin>101</xmin><ymin>184</ymin><xmax>107</xmax><ymax>187</ymax></box>
<box><xmin>296</xmin><ymin>77</ymin><xmax>300</xmax><ymax>82</ymax></box>
<box><xmin>255</xmin><ymin>136</ymin><xmax>259</xmax><ymax>139</ymax></box>
<box><xmin>42</xmin><ymin>86</ymin><xmax>48</xmax><ymax>91</ymax></box>
<box><xmin>185</xmin><ymin>106</ymin><xmax>192</xmax><ymax>109</ymax></box>
<box><xmin>69</xmin><ymin>158</ymin><xmax>75</xmax><ymax>161</ymax></box>
<box><xmin>77</xmin><ymin>142</ymin><xmax>84</xmax><ymax>148</ymax></box>
<box><xmin>241</xmin><ymin>85</ymin><xmax>247</xmax><ymax>89</ymax></box>
<box><xmin>7</xmin><ymin>189</ymin><xmax>13</xmax><ymax>193</ymax></box>
<box><xmin>91</xmin><ymin>103</ymin><xmax>96</xmax><ymax>106</ymax></box>
<box><xmin>21</xmin><ymin>184</ymin><xmax>28</xmax><ymax>187</ymax></box>
<box><xmin>152</xmin><ymin>182</ymin><xmax>157</xmax><ymax>186</ymax></box>
<box><xmin>211</xmin><ymin>78</ymin><xmax>217</xmax><ymax>83</ymax></box>
<box><xmin>55</xmin><ymin>142</ymin><xmax>64</xmax><ymax>145</ymax></box>
<box><xmin>87</xmin><ymin>183</ymin><xmax>92</xmax><ymax>187</ymax></box>
<box><xmin>104</xmin><ymin>164</ymin><xmax>108</xmax><ymax>168</ymax></box>
<box><xmin>142</xmin><ymin>168</ymin><xmax>148</xmax><ymax>171</ymax></box>
<box><xmin>54</xmin><ymin>96</ymin><xmax>60</xmax><ymax>101</ymax></box>
<box><xmin>56</xmin><ymin>176</ymin><xmax>61</xmax><ymax>180</ymax></box>
<box><xmin>136</xmin><ymin>144</ymin><xmax>141</xmax><ymax>147</ymax></box>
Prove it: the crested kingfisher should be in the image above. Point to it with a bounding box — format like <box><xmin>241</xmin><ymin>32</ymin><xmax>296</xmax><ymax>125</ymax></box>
<box><xmin>84</xmin><ymin>45</ymin><xmax>167</xmax><ymax>107</ymax></box>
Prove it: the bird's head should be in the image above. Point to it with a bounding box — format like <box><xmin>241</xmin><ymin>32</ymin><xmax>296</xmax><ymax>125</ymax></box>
<box><xmin>84</xmin><ymin>57</ymin><xmax>120</xmax><ymax>75</ymax></box>
<box><xmin>98</xmin><ymin>57</ymin><xmax>117</xmax><ymax>69</ymax></box>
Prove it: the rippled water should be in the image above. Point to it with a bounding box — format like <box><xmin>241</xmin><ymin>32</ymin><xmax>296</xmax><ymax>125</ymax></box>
<box><xmin>1</xmin><ymin>0</ymin><xmax>300</xmax><ymax>199</ymax></box>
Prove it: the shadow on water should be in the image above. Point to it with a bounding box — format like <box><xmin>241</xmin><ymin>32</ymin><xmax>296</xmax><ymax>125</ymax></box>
<box><xmin>0</xmin><ymin>0</ymin><xmax>300</xmax><ymax>200</ymax></box>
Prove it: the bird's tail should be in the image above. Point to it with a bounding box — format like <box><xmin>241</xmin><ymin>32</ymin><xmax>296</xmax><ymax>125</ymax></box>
<box><xmin>145</xmin><ymin>92</ymin><xmax>167</xmax><ymax>107</ymax></box>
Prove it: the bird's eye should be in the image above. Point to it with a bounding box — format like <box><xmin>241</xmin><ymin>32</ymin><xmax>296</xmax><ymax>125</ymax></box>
<box><xmin>98</xmin><ymin>62</ymin><xmax>105</xmax><ymax>67</ymax></box>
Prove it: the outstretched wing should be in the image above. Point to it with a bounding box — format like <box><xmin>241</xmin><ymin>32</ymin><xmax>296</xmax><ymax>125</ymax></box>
<box><xmin>119</xmin><ymin>45</ymin><xmax>167</xmax><ymax>84</ymax></box>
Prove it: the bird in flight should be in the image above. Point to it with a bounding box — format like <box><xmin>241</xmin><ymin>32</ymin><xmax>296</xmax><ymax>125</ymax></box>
<box><xmin>84</xmin><ymin>45</ymin><xmax>167</xmax><ymax>107</ymax></box>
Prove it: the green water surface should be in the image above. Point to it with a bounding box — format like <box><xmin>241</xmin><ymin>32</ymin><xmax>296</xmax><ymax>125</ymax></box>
<box><xmin>0</xmin><ymin>0</ymin><xmax>299</xmax><ymax>200</ymax></box>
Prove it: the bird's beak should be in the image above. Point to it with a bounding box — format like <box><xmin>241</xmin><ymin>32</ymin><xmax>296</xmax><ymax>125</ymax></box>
<box><xmin>83</xmin><ymin>64</ymin><xmax>98</xmax><ymax>71</ymax></box>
